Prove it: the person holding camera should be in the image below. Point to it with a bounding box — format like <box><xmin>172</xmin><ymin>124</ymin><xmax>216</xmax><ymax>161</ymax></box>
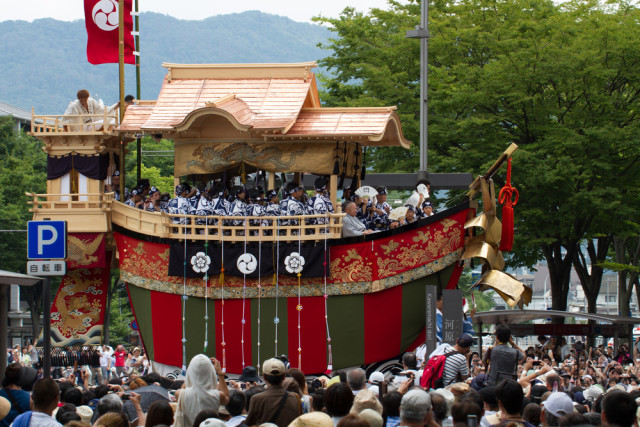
<box><xmin>483</xmin><ymin>323</ymin><xmax>525</xmax><ymax>386</ymax></box>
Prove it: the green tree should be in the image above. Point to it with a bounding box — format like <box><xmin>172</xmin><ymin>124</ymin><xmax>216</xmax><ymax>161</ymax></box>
<box><xmin>315</xmin><ymin>0</ymin><xmax>640</xmax><ymax>314</ymax></box>
<box><xmin>125</xmin><ymin>136</ymin><xmax>175</xmax><ymax>191</ymax></box>
<box><xmin>103</xmin><ymin>274</ymin><xmax>135</xmax><ymax>346</ymax></box>
<box><xmin>0</xmin><ymin>116</ymin><xmax>47</xmax><ymax>273</ymax></box>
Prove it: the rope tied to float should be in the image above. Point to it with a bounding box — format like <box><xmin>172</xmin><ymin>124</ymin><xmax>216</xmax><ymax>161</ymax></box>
<box><xmin>498</xmin><ymin>157</ymin><xmax>519</xmax><ymax>252</ymax></box>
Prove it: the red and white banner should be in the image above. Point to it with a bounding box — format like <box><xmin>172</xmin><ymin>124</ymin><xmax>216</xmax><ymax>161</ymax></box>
<box><xmin>84</xmin><ymin>0</ymin><xmax>135</xmax><ymax>65</ymax></box>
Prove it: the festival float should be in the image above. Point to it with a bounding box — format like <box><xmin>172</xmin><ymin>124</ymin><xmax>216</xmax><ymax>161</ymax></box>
<box><xmin>28</xmin><ymin>62</ymin><xmax>530</xmax><ymax>376</ymax></box>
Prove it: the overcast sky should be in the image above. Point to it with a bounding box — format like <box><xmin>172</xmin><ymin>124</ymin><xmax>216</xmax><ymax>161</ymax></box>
<box><xmin>2</xmin><ymin>0</ymin><xmax>395</xmax><ymax>24</ymax></box>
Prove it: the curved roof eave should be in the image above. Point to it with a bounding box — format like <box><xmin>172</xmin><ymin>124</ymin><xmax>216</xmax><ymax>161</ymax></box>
<box><xmin>172</xmin><ymin>106</ymin><xmax>253</xmax><ymax>133</ymax></box>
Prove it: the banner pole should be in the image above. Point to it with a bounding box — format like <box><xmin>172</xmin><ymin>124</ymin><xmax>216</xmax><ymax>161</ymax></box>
<box><xmin>118</xmin><ymin>0</ymin><xmax>126</xmax><ymax>197</ymax></box>
<box><xmin>135</xmin><ymin>0</ymin><xmax>142</xmax><ymax>184</ymax></box>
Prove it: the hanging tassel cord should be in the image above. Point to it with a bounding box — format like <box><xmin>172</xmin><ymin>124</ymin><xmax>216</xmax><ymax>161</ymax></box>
<box><xmin>498</xmin><ymin>157</ymin><xmax>519</xmax><ymax>252</ymax></box>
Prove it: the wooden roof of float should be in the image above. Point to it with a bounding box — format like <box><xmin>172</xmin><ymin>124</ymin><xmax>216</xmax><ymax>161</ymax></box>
<box><xmin>119</xmin><ymin>62</ymin><xmax>411</xmax><ymax>148</ymax></box>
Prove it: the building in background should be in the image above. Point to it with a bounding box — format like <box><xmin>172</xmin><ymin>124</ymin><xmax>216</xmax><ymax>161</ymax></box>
<box><xmin>0</xmin><ymin>101</ymin><xmax>34</xmax><ymax>132</ymax></box>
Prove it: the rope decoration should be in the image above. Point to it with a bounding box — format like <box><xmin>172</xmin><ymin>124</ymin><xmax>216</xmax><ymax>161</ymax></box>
<box><xmin>498</xmin><ymin>157</ymin><xmax>519</xmax><ymax>252</ymax></box>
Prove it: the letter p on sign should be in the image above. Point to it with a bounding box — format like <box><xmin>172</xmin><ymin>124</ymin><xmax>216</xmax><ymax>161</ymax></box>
<box><xmin>27</xmin><ymin>221</ymin><xmax>66</xmax><ymax>260</ymax></box>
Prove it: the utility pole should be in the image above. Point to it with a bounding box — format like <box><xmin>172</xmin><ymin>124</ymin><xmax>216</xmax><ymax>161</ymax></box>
<box><xmin>406</xmin><ymin>0</ymin><xmax>430</xmax><ymax>181</ymax></box>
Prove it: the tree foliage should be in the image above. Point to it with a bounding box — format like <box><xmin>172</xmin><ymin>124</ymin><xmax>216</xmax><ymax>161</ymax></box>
<box><xmin>125</xmin><ymin>137</ymin><xmax>175</xmax><ymax>192</ymax></box>
<box><xmin>0</xmin><ymin>117</ymin><xmax>47</xmax><ymax>273</ymax></box>
<box><xmin>314</xmin><ymin>0</ymin><xmax>640</xmax><ymax>312</ymax></box>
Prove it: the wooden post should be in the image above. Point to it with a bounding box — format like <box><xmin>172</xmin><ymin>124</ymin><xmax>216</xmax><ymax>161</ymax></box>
<box><xmin>268</xmin><ymin>171</ymin><xmax>275</xmax><ymax>190</ymax></box>
<box><xmin>330</xmin><ymin>175</ymin><xmax>338</xmax><ymax>211</ymax></box>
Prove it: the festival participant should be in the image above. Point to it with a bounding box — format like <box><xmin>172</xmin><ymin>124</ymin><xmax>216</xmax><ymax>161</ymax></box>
<box><xmin>125</xmin><ymin>187</ymin><xmax>144</xmax><ymax>209</ymax></box>
<box><xmin>265</xmin><ymin>190</ymin><xmax>281</xmax><ymax>217</ymax></box>
<box><xmin>246</xmin><ymin>188</ymin><xmax>267</xmax><ymax>232</ymax></box>
<box><xmin>421</xmin><ymin>200</ymin><xmax>435</xmax><ymax>217</ymax></box>
<box><xmin>167</xmin><ymin>184</ymin><xmax>193</xmax><ymax>225</ymax></box>
<box><xmin>108</xmin><ymin>171</ymin><xmax>129</xmax><ymax>202</ymax></box>
<box><xmin>368</xmin><ymin>186</ymin><xmax>391</xmax><ymax>231</ymax></box>
<box><xmin>62</xmin><ymin>89</ymin><xmax>120</xmax><ymax>131</ymax></box>
<box><xmin>307</xmin><ymin>177</ymin><xmax>334</xmax><ymax>229</ymax></box>
<box><xmin>194</xmin><ymin>184</ymin><xmax>214</xmax><ymax>227</ymax></box>
<box><xmin>405</xmin><ymin>178</ymin><xmax>431</xmax><ymax>212</ymax></box>
<box><xmin>279</xmin><ymin>182</ymin><xmax>306</xmax><ymax>229</ymax></box>
<box><xmin>483</xmin><ymin>323</ymin><xmax>524</xmax><ymax>385</ymax></box>
<box><xmin>342</xmin><ymin>201</ymin><xmax>372</xmax><ymax>237</ymax></box>
<box><xmin>404</xmin><ymin>205</ymin><xmax>417</xmax><ymax>224</ymax></box>
<box><xmin>145</xmin><ymin>186</ymin><xmax>164</xmax><ymax>213</ymax></box>
<box><xmin>206</xmin><ymin>182</ymin><xmax>229</xmax><ymax>225</ymax></box>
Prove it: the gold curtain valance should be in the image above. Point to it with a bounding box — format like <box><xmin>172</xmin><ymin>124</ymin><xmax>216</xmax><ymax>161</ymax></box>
<box><xmin>175</xmin><ymin>141</ymin><xmax>361</xmax><ymax>177</ymax></box>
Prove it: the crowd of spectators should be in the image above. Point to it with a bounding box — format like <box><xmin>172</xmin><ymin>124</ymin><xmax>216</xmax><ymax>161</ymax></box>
<box><xmin>3</xmin><ymin>325</ymin><xmax>640</xmax><ymax>427</ymax></box>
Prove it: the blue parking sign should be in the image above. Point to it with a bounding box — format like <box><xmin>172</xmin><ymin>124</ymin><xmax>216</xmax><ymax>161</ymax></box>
<box><xmin>27</xmin><ymin>221</ymin><xmax>66</xmax><ymax>260</ymax></box>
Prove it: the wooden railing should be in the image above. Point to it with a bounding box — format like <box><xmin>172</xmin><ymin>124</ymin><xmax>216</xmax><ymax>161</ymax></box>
<box><xmin>27</xmin><ymin>193</ymin><xmax>114</xmax><ymax>233</ymax></box>
<box><xmin>26</xmin><ymin>194</ymin><xmax>345</xmax><ymax>241</ymax></box>
<box><xmin>111</xmin><ymin>200</ymin><xmax>345</xmax><ymax>242</ymax></box>
<box><xmin>27</xmin><ymin>193</ymin><xmax>114</xmax><ymax>211</ymax></box>
<box><xmin>31</xmin><ymin>108</ymin><xmax>119</xmax><ymax>135</ymax></box>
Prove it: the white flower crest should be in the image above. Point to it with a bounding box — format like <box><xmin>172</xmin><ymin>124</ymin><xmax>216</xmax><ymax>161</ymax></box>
<box><xmin>285</xmin><ymin>252</ymin><xmax>305</xmax><ymax>274</ymax></box>
<box><xmin>191</xmin><ymin>252</ymin><xmax>211</xmax><ymax>274</ymax></box>
<box><xmin>237</xmin><ymin>253</ymin><xmax>258</xmax><ymax>275</ymax></box>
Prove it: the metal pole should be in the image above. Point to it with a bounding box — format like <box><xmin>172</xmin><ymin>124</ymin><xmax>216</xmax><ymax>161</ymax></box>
<box><xmin>135</xmin><ymin>0</ymin><xmax>142</xmax><ymax>184</ymax></box>
<box><xmin>43</xmin><ymin>278</ymin><xmax>51</xmax><ymax>378</ymax></box>
<box><xmin>405</xmin><ymin>0</ymin><xmax>429</xmax><ymax>180</ymax></box>
<box><xmin>419</xmin><ymin>0</ymin><xmax>428</xmax><ymax>178</ymax></box>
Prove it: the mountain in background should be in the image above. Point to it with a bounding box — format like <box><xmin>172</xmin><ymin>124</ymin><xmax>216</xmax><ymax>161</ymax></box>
<box><xmin>1</xmin><ymin>11</ymin><xmax>330</xmax><ymax>113</ymax></box>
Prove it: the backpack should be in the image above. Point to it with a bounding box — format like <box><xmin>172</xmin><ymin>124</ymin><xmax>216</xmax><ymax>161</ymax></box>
<box><xmin>420</xmin><ymin>350</ymin><xmax>458</xmax><ymax>389</ymax></box>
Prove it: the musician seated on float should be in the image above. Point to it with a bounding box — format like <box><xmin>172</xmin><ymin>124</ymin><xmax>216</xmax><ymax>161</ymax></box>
<box><xmin>62</xmin><ymin>89</ymin><xmax>121</xmax><ymax>131</ymax></box>
<box><xmin>167</xmin><ymin>184</ymin><xmax>194</xmax><ymax>225</ymax></box>
<box><xmin>404</xmin><ymin>205</ymin><xmax>418</xmax><ymax>224</ymax></box>
<box><xmin>342</xmin><ymin>201</ymin><xmax>373</xmax><ymax>237</ymax></box>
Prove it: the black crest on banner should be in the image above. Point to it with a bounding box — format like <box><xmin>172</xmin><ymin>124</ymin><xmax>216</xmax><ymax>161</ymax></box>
<box><xmin>278</xmin><ymin>244</ymin><xmax>327</xmax><ymax>278</ymax></box>
<box><xmin>168</xmin><ymin>245</ymin><xmax>219</xmax><ymax>278</ymax></box>
<box><xmin>169</xmin><ymin>243</ymin><xmax>330</xmax><ymax>279</ymax></box>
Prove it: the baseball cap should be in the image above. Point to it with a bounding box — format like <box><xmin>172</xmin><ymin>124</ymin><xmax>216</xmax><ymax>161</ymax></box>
<box><xmin>200</xmin><ymin>418</ymin><xmax>226</xmax><ymax>427</ymax></box>
<box><xmin>262</xmin><ymin>358</ymin><xmax>285</xmax><ymax>376</ymax></box>
<box><xmin>401</xmin><ymin>390</ymin><xmax>431</xmax><ymax>421</ymax></box>
<box><xmin>369</xmin><ymin>371</ymin><xmax>385</xmax><ymax>384</ymax></box>
<box><xmin>583</xmin><ymin>385</ymin><xmax>603</xmax><ymax>402</ymax></box>
<box><xmin>543</xmin><ymin>392</ymin><xmax>574</xmax><ymax>417</ymax></box>
<box><xmin>457</xmin><ymin>333</ymin><xmax>474</xmax><ymax>348</ymax></box>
